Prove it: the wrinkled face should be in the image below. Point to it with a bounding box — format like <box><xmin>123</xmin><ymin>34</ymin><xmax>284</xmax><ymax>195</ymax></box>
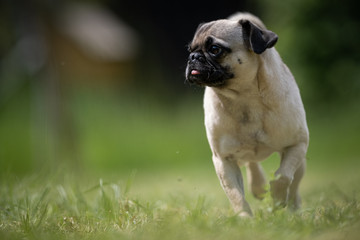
<box><xmin>185</xmin><ymin>21</ymin><xmax>237</xmax><ymax>87</ymax></box>
<box><xmin>185</xmin><ymin>18</ymin><xmax>278</xmax><ymax>87</ymax></box>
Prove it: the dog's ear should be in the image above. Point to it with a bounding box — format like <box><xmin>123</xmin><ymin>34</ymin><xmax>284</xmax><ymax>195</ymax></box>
<box><xmin>239</xmin><ymin>19</ymin><xmax>278</xmax><ymax>54</ymax></box>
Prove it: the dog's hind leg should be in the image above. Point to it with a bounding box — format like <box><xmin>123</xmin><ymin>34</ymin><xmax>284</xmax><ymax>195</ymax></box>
<box><xmin>288</xmin><ymin>158</ymin><xmax>305</xmax><ymax>210</ymax></box>
<box><xmin>213</xmin><ymin>155</ymin><xmax>253</xmax><ymax>217</ymax></box>
<box><xmin>270</xmin><ymin>143</ymin><xmax>307</xmax><ymax>209</ymax></box>
<box><xmin>246</xmin><ymin>162</ymin><xmax>267</xmax><ymax>200</ymax></box>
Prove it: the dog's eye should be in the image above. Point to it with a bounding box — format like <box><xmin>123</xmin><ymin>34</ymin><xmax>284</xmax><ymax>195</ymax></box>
<box><xmin>209</xmin><ymin>45</ymin><xmax>222</xmax><ymax>56</ymax></box>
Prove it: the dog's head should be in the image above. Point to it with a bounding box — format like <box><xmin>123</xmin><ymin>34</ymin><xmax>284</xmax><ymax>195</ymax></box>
<box><xmin>185</xmin><ymin>13</ymin><xmax>278</xmax><ymax>87</ymax></box>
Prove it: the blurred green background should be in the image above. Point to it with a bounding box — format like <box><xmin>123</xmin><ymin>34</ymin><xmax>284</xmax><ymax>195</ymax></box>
<box><xmin>0</xmin><ymin>0</ymin><xmax>359</xmax><ymax>178</ymax></box>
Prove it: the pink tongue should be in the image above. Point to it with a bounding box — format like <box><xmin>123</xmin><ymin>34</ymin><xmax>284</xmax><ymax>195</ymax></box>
<box><xmin>191</xmin><ymin>70</ymin><xmax>201</xmax><ymax>75</ymax></box>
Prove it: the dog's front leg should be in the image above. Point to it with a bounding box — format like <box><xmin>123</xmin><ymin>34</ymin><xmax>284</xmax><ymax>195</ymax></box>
<box><xmin>212</xmin><ymin>155</ymin><xmax>253</xmax><ymax>217</ymax></box>
<box><xmin>270</xmin><ymin>143</ymin><xmax>307</xmax><ymax>209</ymax></box>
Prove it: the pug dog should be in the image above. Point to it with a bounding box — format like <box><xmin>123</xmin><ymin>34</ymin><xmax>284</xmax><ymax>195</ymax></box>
<box><xmin>185</xmin><ymin>12</ymin><xmax>309</xmax><ymax>217</ymax></box>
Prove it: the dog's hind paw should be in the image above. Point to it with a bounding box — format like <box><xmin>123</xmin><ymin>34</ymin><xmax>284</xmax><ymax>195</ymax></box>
<box><xmin>270</xmin><ymin>175</ymin><xmax>291</xmax><ymax>208</ymax></box>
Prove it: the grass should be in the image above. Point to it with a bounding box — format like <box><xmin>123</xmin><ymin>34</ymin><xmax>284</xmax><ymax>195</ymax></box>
<box><xmin>1</xmin><ymin>89</ymin><xmax>360</xmax><ymax>239</ymax></box>
<box><xmin>0</xmin><ymin>168</ymin><xmax>360</xmax><ymax>240</ymax></box>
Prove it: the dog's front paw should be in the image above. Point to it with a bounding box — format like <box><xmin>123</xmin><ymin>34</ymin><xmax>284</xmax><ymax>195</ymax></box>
<box><xmin>238</xmin><ymin>211</ymin><xmax>253</xmax><ymax>218</ymax></box>
<box><xmin>270</xmin><ymin>175</ymin><xmax>291</xmax><ymax>208</ymax></box>
<box><xmin>234</xmin><ymin>201</ymin><xmax>253</xmax><ymax>218</ymax></box>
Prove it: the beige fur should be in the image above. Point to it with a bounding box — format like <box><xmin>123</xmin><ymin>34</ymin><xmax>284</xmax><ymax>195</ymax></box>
<box><xmin>193</xmin><ymin>13</ymin><xmax>309</xmax><ymax>216</ymax></box>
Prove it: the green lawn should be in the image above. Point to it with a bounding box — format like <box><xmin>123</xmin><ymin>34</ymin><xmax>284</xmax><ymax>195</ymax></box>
<box><xmin>1</xmin><ymin>167</ymin><xmax>359</xmax><ymax>240</ymax></box>
<box><xmin>1</xmin><ymin>90</ymin><xmax>360</xmax><ymax>239</ymax></box>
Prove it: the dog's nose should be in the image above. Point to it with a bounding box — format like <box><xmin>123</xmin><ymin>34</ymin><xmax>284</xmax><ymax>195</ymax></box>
<box><xmin>189</xmin><ymin>52</ymin><xmax>205</xmax><ymax>63</ymax></box>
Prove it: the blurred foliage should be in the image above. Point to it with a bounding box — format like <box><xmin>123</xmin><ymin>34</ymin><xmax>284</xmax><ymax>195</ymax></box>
<box><xmin>259</xmin><ymin>0</ymin><xmax>360</xmax><ymax>105</ymax></box>
<box><xmin>0</xmin><ymin>86</ymin><xmax>211</xmax><ymax>174</ymax></box>
<box><xmin>0</xmin><ymin>0</ymin><xmax>360</xmax><ymax>175</ymax></box>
